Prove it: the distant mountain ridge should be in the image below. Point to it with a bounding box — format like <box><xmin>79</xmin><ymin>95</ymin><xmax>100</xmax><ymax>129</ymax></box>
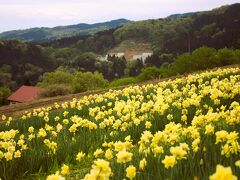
<box><xmin>0</xmin><ymin>19</ymin><xmax>131</xmax><ymax>42</ymax></box>
<box><xmin>42</xmin><ymin>3</ymin><xmax>240</xmax><ymax>52</ymax></box>
<box><xmin>166</xmin><ymin>12</ymin><xmax>196</xmax><ymax>19</ymax></box>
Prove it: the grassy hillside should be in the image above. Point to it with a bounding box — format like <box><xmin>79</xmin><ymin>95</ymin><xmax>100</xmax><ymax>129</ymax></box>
<box><xmin>0</xmin><ymin>19</ymin><xmax>130</xmax><ymax>42</ymax></box>
<box><xmin>0</xmin><ymin>67</ymin><xmax>240</xmax><ymax>179</ymax></box>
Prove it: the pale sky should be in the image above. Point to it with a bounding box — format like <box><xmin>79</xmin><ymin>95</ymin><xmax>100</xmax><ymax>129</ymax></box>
<box><xmin>0</xmin><ymin>0</ymin><xmax>239</xmax><ymax>32</ymax></box>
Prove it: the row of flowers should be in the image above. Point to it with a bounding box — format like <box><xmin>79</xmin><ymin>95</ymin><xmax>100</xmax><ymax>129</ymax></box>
<box><xmin>0</xmin><ymin>67</ymin><xmax>240</xmax><ymax>179</ymax></box>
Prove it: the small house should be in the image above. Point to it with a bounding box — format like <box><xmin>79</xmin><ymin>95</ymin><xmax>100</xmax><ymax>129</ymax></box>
<box><xmin>7</xmin><ymin>86</ymin><xmax>43</xmax><ymax>104</ymax></box>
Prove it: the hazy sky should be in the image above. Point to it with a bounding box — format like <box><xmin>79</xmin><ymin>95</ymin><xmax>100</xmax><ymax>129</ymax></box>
<box><xmin>0</xmin><ymin>0</ymin><xmax>239</xmax><ymax>32</ymax></box>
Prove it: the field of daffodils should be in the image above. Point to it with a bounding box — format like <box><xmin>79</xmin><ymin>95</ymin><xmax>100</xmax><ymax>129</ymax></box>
<box><xmin>0</xmin><ymin>67</ymin><xmax>240</xmax><ymax>180</ymax></box>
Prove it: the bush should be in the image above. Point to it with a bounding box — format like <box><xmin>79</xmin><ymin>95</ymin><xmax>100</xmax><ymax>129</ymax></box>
<box><xmin>190</xmin><ymin>46</ymin><xmax>217</xmax><ymax>70</ymax></box>
<box><xmin>38</xmin><ymin>69</ymin><xmax>108</xmax><ymax>96</ymax></box>
<box><xmin>171</xmin><ymin>47</ymin><xmax>240</xmax><ymax>75</ymax></box>
<box><xmin>158</xmin><ymin>67</ymin><xmax>174</xmax><ymax>78</ymax></box>
<box><xmin>234</xmin><ymin>49</ymin><xmax>240</xmax><ymax>60</ymax></box>
<box><xmin>72</xmin><ymin>72</ymin><xmax>108</xmax><ymax>93</ymax></box>
<box><xmin>172</xmin><ymin>53</ymin><xmax>193</xmax><ymax>74</ymax></box>
<box><xmin>216</xmin><ymin>48</ymin><xmax>239</xmax><ymax>66</ymax></box>
<box><xmin>109</xmin><ymin>77</ymin><xmax>137</xmax><ymax>87</ymax></box>
<box><xmin>136</xmin><ymin>66</ymin><xmax>160</xmax><ymax>82</ymax></box>
<box><xmin>38</xmin><ymin>71</ymin><xmax>74</xmax><ymax>88</ymax></box>
<box><xmin>39</xmin><ymin>84</ymin><xmax>73</xmax><ymax>98</ymax></box>
<box><xmin>0</xmin><ymin>87</ymin><xmax>11</xmax><ymax>106</ymax></box>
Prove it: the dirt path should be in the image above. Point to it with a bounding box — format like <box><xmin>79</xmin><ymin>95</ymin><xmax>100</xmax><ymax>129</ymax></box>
<box><xmin>0</xmin><ymin>79</ymin><xmax>161</xmax><ymax>119</ymax></box>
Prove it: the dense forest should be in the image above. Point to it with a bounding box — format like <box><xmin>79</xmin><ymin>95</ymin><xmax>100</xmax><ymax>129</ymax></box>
<box><xmin>0</xmin><ymin>40</ymin><xmax>54</xmax><ymax>89</ymax></box>
<box><xmin>0</xmin><ymin>3</ymin><xmax>240</xmax><ymax>105</ymax></box>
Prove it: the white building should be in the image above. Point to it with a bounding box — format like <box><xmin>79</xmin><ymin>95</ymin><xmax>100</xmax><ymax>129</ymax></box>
<box><xmin>115</xmin><ymin>52</ymin><xmax>125</xmax><ymax>58</ymax></box>
<box><xmin>133</xmin><ymin>52</ymin><xmax>153</xmax><ymax>63</ymax></box>
<box><xmin>99</xmin><ymin>55</ymin><xmax>108</xmax><ymax>61</ymax></box>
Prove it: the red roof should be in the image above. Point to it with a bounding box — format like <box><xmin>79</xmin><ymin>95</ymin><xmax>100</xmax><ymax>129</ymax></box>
<box><xmin>8</xmin><ymin>86</ymin><xmax>43</xmax><ymax>103</ymax></box>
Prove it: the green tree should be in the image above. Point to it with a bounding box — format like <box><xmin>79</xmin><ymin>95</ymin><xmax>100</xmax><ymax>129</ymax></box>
<box><xmin>38</xmin><ymin>70</ymin><xmax>74</xmax><ymax>88</ymax></box>
<box><xmin>136</xmin><ymin>66</ymin><xmax>160</xmax><ymax>82</ymax></box>
<box><xmin>107</xmin><ymin>55</ymin><xmax>126</xmax><ymax>78</ymax></box>
<box><xmin>0</xmin><ymin>87</ymin><xmax>11</xmax><ymax>106</ymax></box>
<box><xmin>125</xmin><ymin>59</ymin><xmax>144</xmax><ymax>77</ymax></box>
<box><xmin>0</xmin><ymin>65</ymin><xmax>16</xmax><ymax>89</ymax></box>
<box><xmin>72</xmin><ymin>72</ymin><xmax>108</xmax><ymax>93</ymax></box>
<box><xmin>216</xmin><ymin>48</ymin><xmax>238</xmax><ymax>66</ymax></box>
<box><xmin>23</xmin><ymin>63</ymin><xmax>44</xmax><ymax>85</ymax></box>
<box><xmin>172</xmin><ymin>53</ymin><xmax>192</xmax><ymax>74</ymax></box>
<box><xmin>71</xmin><ymin>52</ymin><xmax>97</xmax><ymax>72</ymax></box>
<box><xmin>191</xmin><ymin>46</ymin><xmax>217</xmax><ymax>70</ymax></box>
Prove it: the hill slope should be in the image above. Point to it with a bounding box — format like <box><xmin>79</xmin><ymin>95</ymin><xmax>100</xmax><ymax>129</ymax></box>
<box><xmin>1</xmin><ymin>66</ymin><xmax>240</xmax><ymax>180</ymax></box>
<box><xmin>112</xmin><ymin>3</ymin><xmax>240</xmax><ymax>54</ymax></box>
<box><xmin>0</xmin><ymin>64</ymin><xmax>238</xmax><ymax>120</ymax></box>
<box><xmin>0</xmin><ymin>19</ymin><xmax>131</xmax><ymax>42</ymax></box>
<box><xmin>44</xmin><ymin>3</ymin><xmax>240</xmax><ymax>55</ymax></box>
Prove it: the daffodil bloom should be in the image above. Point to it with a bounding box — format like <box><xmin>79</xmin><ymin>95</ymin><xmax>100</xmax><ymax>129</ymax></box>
<box><xmin>61</xmin><ymin>164</ymin><xmax>69</xmax><ymax>175</ymax></box>
<box><xmin>84</xmin><ymin>159</ymin><xmax>112</xmax><ymax>180</ymax></box>
<box><xmin>4</xmin><ymin>151</ymin><xmax>13</xmax><ymax>161</ymax></box>
<box><xmin>1</xmin><ymin>115</ymin><xmax>6</xmax><ymax>121</ymax></box>
<box><xmin>139</xmin><ymin>158</ymin><xmax>147</xmax><ymax>170</ymax></box>
<box><xmin>209</xmin><ymin>164</ymin><xmax>237</xmax><ymax>180</ymax></box>
<box><xmin>28</xmin><ymin>126</ymin><xmax>34</xmax><ymax>133</ymax></box>
<box><xmin>235</xmin><ymin>160</ymin><xmax>240</xmax><ymax>167</ymax></box>
<box><xmin>145</xmin><ymin>121</ymin><xmax>152</xmax><ymax>129</ymax></box>
<box><xmin>76</xmin><ymin>152</ymin><xmax>85</xmax><ymax>162</ymax></box>
<box><xmin>105</xmin><ymin>149</ymin><xmax>113</xmax><ymax>160</ymax></box>
<box><xmin>126</xmin><ymin>165</ymin><xmax>136</xmax><ymax>180</ymax></box>
<box><xmin>63</xmin><ymin>119</ymin><xmax>69</xmax><ymax>125</ymax></box>
<box><xmin>93</xmin><ymin>148</ymin><xmax>103</xmax><ymax>157</ymax></box>
<box><xmin>162</xmin><ymin>155</ymin><xmax>176</xmax><ymax>169</ymax></box>
<box><xmin>14</xmin><ymin>150</ymin><xmax>21</xmax><ymax>158</ymax></box>
<box><xmin>116</xmin><ymin>150</ymin><xmax>133</xmax><ymax>163</ymax></box>
<box><xmin>205</xmin><ymin>124</ymin><xmax>214</xmax><ymax>135</ymax></box>
<box><xmin>47</xmin><ymin>171</ymin><xmax>65</xmax><ymax>180</ymax></box>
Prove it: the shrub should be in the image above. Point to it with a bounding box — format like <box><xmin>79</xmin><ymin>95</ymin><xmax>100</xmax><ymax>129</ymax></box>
<box><xmin>38</xmin><ymin>69</ymin><xmax>108</xmax><ymax>95</ymax></box>
<box><xmin>39</xmin><ymin>84</ymin><xmax>73</xmax><ymax>98</ymax></box>
<box><xmin>216</xmin><ymin>48</ymin><xmax>239</xmax><ymax>66</ymax></box>
<box><xmin>38</xmin><ymin>71</ymin><xmax>74</xmax><ymax>88</ymax></box>
<box><xmin>158</xmin><ymin>67</ymin><xmax>174</xmax><ymax>78</ymax></box>
<box><xmin>72</xmin><ymin>72</ymin><xmax>108</xmax><ymax>93</ymax></box>
<box><xmin>171</xmin><ymin>47</ymin><xmax>240</xmax><ymax>75</ymax></box>
<box><xmin>136</xmin><ymin>66</ymin><xmax>160</xmax><ymax>82</ymax></box>
<box><xmin>190</xmin><ymin>46</ymin><xmax>217</xmax><ymax>70</ymax></box>
<box><xmin>0</xmin><ymin>87</ymin><xmax>11</xmax><ymax>106</ymax></box>
<box><xmin>234</xmin><ymin>49</ymin><xmax>240</xmax><ymax>60</ymax></box>
<box><xmin>109</xmin><ymin>77</ymin><xmax>137</xmax><ymax>87</ymax></box>
<box><xmin>171</xmin><ymin>53</ymin><xmax>192</xmax><ymax>74</ymax></box>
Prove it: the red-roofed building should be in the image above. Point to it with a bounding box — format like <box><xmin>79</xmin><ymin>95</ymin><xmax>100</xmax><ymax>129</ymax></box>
<box><xmin>7</xmin><ymin>86</ymin><xmax>43</xmax><ymax>104</ymax></box>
